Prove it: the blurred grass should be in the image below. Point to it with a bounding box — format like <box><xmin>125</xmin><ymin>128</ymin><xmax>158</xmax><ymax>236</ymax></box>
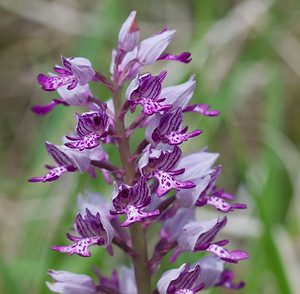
<box><xmin>0</xmin><ymin>0</ymin><xmax>300</xmax><ymax>293</ymax></box>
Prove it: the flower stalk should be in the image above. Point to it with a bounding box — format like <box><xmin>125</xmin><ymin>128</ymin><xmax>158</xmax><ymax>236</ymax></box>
<box><xmin>112</xmin><ymin>83</ymin><xmax>151</xmax><ymax>294</ymax></box>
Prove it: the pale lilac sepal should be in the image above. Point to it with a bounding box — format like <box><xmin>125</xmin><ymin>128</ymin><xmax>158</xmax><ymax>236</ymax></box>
<box><xmin>137</xmin><ymin>30</ymin><xmax>176</xmax><ymax>65</ymax></box>
<box><xmin>46</xmin><ymin>270</ymin><xmax>96</xmax><ymax>294</ymax></box>
<box><xmin>62</xmin><ymin>56</ymin><xmax>95</xmax><ymax>86</ymax></box>
<box><xmin>119</xmin><ymin>267</ymin><xmax>137</xmax><ymax>294</ymax></box>
<box><xmin>52</xmin><ymin>208</ymin><xmax>114</xmax><ymax>257</ymax></box>
<box><xmin>161</xmin><ymin>207</ymin><xmax>196</xmax><ymax>242</ymax></box>
<box><xmin>176</xmin><ymin>149</ymin><xmax>219</xmax><ymax>181</ymax></box>
<box><xmin>118</xmin><ymin>11</ymin><xmax>140</xmax><ymax>52</ymax></box>
<box><xmin>57</xmin><ymin>83</ymin><xmax>92</xmax><ymax>106</ymax></box>
<box><xmin>160</xmin><ymin>76</ymin><xmax>196</xmax><ymax>109</ymax></box>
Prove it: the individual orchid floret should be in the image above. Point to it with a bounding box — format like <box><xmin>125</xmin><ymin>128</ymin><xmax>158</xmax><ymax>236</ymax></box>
<box><xmin>140</xmin><ymin>146</ymin><xmax>196</xmax><ymax>197</ymax></box>
<box><xmin>65</xmin><ymin>107</ymin><xmax>109</xmax><ymax>151</ymax></box>
<box><xmin>195</xmin><ymin>165</ymin><xmax>247</xmax><ymax>213</ymax></box>
<box><xmin>126</xmin><ymin>71</ymin><xmax>172</xmax><ymax>115</ymax></box>
<box><xmin>28</xmin><ymin>142</ymin><xmax>78</xmax><ymax>183</ymax></box>
<box><xmin>29</xmin><ymin>142</ymin><xmax>109</xmax><ymax>183</ymax></box>
<box><xmin>193</xmin><ymin>256</ymin><xmax>245</xmax><ymax>290</ymax></box>
<box><xmin>157</xmin><ymin>263</ymin><xmax>204</xmax><ymax>294</ymax></box>
<box><xmin>110</xmin><ymin>177</ymin><xmax>159</xmax><ymax>226</ymax></box>
<box><xmin>118</xmin><ymin>266</ymin><xmax>138</xmax><ymax>294</ymax></box>
<box><xmin>37</xmin><ymin>56</ymin><xmax>95</xmax><ymax>91</ymax></box>
<box><xmin>52</xmin><ymin>207</ymin><xmax>114</xmax><ymax>257</ymax></box>
<box><xmin>46</xmin><ymin>270</ymin><xmax>97</xmax><ymax>294</ymax></box>
<box><xmin>173</xmin><ymin>217</ymin><xmax>248</xmax><ymax>264</ymax></box>
<box><xmin>175</xmin><ymin>150</ymin><xmax>245</xmax><ymax>211</ymax></box>
<box><xmin>150</xmin><ymin>107</ymin><xmax>202</xmax><ymax>145</ymax></box>
<box><xmin>171</xmin><ymin>217</ymin><xmax>227</xmax><ymax>261</ymax></box>
<box><xmin>32</xmin><ymin>84</ymin><xmax>94</xmax><ymax>116</ymax></box>
<box><xmin>118</xmin><ymin>10</ymin><xmax>140</xmax><ymax>52</ymax></box>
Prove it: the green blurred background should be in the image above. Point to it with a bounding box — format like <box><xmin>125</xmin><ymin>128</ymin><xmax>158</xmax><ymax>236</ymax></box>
<box><xmin>0</xmin><ymin>0</ymin><xmax>300</xmax><ymax>293</ymax></box>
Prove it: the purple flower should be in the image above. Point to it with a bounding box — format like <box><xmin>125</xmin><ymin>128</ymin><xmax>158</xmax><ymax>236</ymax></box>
<box><xmin>37</xmin><ymin>56</ymin><xmax>95</xmax><ymax>91</ymax></box>
<box><xmin>150</xmin><ymin>107</ymin><xmax>202</xmax><ymax>145</ymax></box>
<box><xmin>139</xmin><ymin>146</ymin><xmax>196</xmax><ymax>197</ymax></box>
<box><xmin>194</xmin><ymin>165</ymin><xmax>247</xmax><ymax>213</ymax></box>
<box><xmin>157</xmin><ymin>263</ymin><xmax>204</xmax><ymax>294</ymax></box>
<box><xmin>170</xmin><ymin>215</ymin><xmax>248</xmax><ymax>263</ymax></box>
<box><xmin>110</xmin><ymin>177</ymin><xmax>159</xmax><ymax>226</ymax></box>
<box><xmin>194</xmin><ymin>256</ymin><xmax>224</xmax><ymax>289</ymax></box>
<box><xmin>167</xmin><ymin>217</ymin><xmax>226</xmax><ymax>263</ymax></box>
<box><xmin>28</xmin><ymin>142</ymin><xmax>108</xmax><ymax>183</ymax></box>
<box><xmin>28</xmin><ymin>142</ymin><xmax>78</xmax><ymax>182</ymax></box>
<box><xmin>32</xmin><ymin>11</ymin><xmax>248</xmax><ymax>293</ymax></box>
<box><xmin>32</xmin><ymin>84</ymin><xmax>93</xmax><ymax>116</ymax></box>
<box><xmin>46</xmin><ymin>270</ymin><xmax>97</xmax><ymax>294</ymax></box>
<box><xmin>126</xmin><ymin>71</ymin><xmax>172</xmax><ymax>115</ymax></box>
<box><xmin>52</xmin><ymin>207</ymin><xmax>114</xmax><ymax>257</ymax></box>
<box><xmin>65</xmin><ymin>108</ymin><xmax>109</xmax><ymax>151</ymax></box>
<box><xmin>171</xmin><ymin>217</ymin><xmax>227</xmax><ymax>260</ymax></box>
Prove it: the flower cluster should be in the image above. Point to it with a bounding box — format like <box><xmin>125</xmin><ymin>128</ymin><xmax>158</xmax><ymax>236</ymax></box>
<box><xmin>31</xmin><ymin>11</ymin><xmax>248</xmax><ymax>294</ymax></box>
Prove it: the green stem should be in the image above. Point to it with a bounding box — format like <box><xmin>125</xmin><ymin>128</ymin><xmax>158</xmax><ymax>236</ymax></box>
<box><xmin>112</xmin><ymin>84</ymin><xmax>151</xmax><ymax>294</ymax></box>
